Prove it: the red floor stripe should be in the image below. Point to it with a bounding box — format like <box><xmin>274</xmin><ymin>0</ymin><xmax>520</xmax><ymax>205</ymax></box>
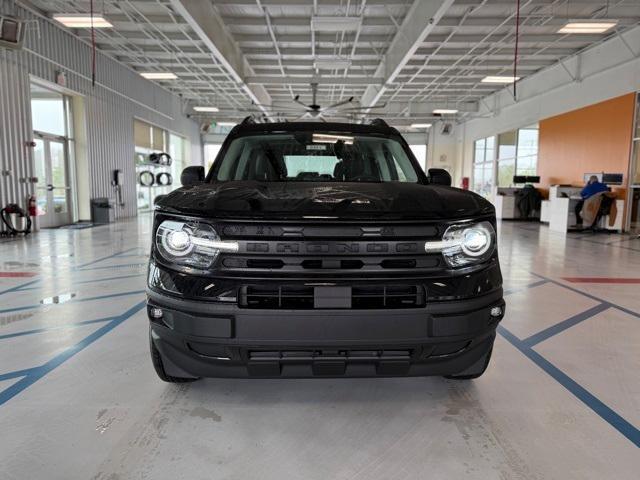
<box><xmin>0</xmin><ymin>272</ymin><xmax>37</xmax><ymax>278</ymax></box>
<box><xmin>562</xmin><ymin>277</ymin><xmax>640</xmax><ymax>284</ymax></box>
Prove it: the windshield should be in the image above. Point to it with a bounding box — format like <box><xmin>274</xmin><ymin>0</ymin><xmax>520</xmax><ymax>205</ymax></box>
<box><xmin>210</xmin><ymin>132</ymin><xmax>421</xmax><ymax>183</ymax></box>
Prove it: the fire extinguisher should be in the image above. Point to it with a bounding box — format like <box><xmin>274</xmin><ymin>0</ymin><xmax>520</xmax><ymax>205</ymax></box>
<box><xmin>28</xmin><ymin>195</ymin><xmax>37</xmax><ymax>217</ymax></box>
<box><xmin>461</xmin><ymin>177</ymin><xmax>470</xmax><ymax>190</ymax></box>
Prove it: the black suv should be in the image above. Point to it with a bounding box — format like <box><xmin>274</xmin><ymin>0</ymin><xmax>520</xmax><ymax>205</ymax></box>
<box><xmin>147</xmin><ymin>119</ymin><xmax>504</xmax><ymax>381</ymax></box>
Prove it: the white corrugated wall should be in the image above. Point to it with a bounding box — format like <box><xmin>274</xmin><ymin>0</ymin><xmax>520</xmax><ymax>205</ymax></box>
<box><xmin>0</xmin><ymin>1</ymin><xmax>202</xmax><ymax>225</ymax></box>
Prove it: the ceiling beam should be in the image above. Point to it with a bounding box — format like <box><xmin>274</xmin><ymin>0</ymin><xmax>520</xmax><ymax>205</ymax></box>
<box><xmin>232</xmin><ymin>33</ymin><xmax>612</xmax><ymax>46</ymax></box>
<box><xmin>244</xmin><ymin>75</ymin><xmax>385</xmax><ymax>86</ymax></box>
<box><xmin>383</xmin><ymin>102</ymin><xmax>478</xmax><ymax>115</ymax></box>
<box><xmin>360</xmin><ymin>0</ymin><xmax>455</xmax><ymax>112</ymax></box>
<box><xmin>168</xmin><ymin>0</ymin><xmax>272</xmax><ymax>114</ymax></box>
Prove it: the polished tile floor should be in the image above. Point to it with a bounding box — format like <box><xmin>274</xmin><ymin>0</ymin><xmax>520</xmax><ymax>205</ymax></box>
<box><xmin>0</xmin><ymin>218</ymin><xmax>638</xmax><ymax>479</ymax></box>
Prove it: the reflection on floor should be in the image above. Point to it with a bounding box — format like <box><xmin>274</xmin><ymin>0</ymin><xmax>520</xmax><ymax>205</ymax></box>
<box><xmin>0</xmin><ymin>219</ymin><xmax>638</xmax><ymax>479</ymax></box>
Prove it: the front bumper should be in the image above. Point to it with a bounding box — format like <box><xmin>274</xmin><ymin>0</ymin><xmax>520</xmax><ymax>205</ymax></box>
<box><xmin>147</xmin><ymin>287</ymin><xmax>504</xmax><ymax>378</ymax></box>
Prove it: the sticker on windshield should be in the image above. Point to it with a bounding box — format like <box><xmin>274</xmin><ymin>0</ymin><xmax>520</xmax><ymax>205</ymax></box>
<box><xmin>306</xmin><ymin>144</ymin><xmax>327</xmax><ymax>151</ymax></box>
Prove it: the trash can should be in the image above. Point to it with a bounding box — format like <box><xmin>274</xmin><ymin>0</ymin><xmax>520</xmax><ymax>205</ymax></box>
<box><xmin>90</xmin><ymin>197</ymin><xmax>114</xmax><ymax>224</ymax></box>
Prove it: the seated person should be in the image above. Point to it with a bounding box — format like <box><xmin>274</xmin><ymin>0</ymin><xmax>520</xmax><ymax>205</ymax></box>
<box><xmin>575</xmin><ymin>175</ymin><xmax>609</xmax><ymax>225</ymax></box>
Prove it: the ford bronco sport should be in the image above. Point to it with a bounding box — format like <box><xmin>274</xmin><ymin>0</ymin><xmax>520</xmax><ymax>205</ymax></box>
<box><xmin>147</xmin><ymin>118</ymin><xmax>504</xmax><ymax>381</ymax></box>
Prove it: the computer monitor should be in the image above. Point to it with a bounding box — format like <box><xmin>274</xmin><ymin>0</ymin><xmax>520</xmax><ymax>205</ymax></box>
<box><xmin>583</xmin><ymin>173</ymin><xmax>603</xmax><ymax>183</ymax></box>
<box><xmin>513</xmin><ymin>175</ymin><xmax>527</xmax><ymax>184</ymax></box>
<box><xmin>602</xmin><ymin>173</ymin><xmax>623</xmax><ymax>185</ymax></box>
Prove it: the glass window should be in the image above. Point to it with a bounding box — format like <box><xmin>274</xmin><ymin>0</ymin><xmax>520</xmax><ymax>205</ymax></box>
<box><xmin>169</xmin><ymin>134</ymin><xmax>186</xmax><ymax>191</ymax></box>
<box><xmin>472</xmin><ymin>136</ymin><xmax>495</xmax><ymax>198</ymax></box>
<box><xmin>31</xmin><ymin>84</ymin><xmax>67</xmax><ymax>136</ymax></box>
<box><xmin>474</xmin><ymin>138</ymin><xmax>486</xmax><ymax>163</ymax></box>
<box><xmin>134</xmin><ymin>120</ymin><xmax>152</xmax><ymax>149</ymax></box>
<box><xmin>134</xmin><ymin>119</ymin><xmax>170</xmax><ymax>211</ymax></box>
<box><xmin>498</xmin><ymin>159</ymin><xmax>516</xmax><ymax>187</ymax></box>
<box><xmin>632</xmin><ymin>140</ymin><xmax>640</xmax><ymax>185</ymax></box>
<box><xmin>409</xmin><ymin>144</ymin><xmax>427</xmax><ymax>172</ymax></box>
<box><xmin>204</xmin><ymin>144</ymin><xmax>222</xmax><ymax>171</ymax></box>
<box><xmin>284</xmin><ymin>155</ymin><xmax>339</xmax><ymax>178</ymax></box>
<box><xmin>212</xmin><ymin>132</ymin><xmax>420</xmax><ymax>183</ymax></box>
<box><xmin>497</xmin><ymin>131</ymin><xmax>517</xmax><ymax>160</ymax></box>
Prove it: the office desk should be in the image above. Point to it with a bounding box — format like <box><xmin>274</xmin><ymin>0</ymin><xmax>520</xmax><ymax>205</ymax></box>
<box><xmin>548</xmin><ymin>186</ymin><xmax>624</xmax><ymax>232</ymax></box>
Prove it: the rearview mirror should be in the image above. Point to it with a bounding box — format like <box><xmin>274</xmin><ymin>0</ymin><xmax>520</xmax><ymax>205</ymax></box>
<box><xmin>181</xmin><ymin>166</ymin><xmax>205</xmax><ymax>186</ymax></box>
<box><xmin>428</xmin><ymin>168</ymin><xmax>451</xmax><ymax>186</ymax></box>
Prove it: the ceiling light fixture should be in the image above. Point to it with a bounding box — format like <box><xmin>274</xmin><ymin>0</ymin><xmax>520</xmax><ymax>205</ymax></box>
<box><xmin>558</xmin><ymin>20</ymin><xmax>618</xmax><ymax>34</ymax></box>
<box><xmin>311</xmin><ymin>16</ymin><xmax>361</xmax><ymax>32</ymax></box>
<box><xmin>140</xmin><ymin>72</ymin><xmax>177</xmax><ymax>80</ymax></box>
<box><xmin>433</xmin><ymin>109</ymin><xmax>458</xmax><ymax>115</ymax></box>
<box><xmin>193</xmin><ymin>106</ymin><xmax>220</xmax><ymax>112</ymax></box>
<box><xmin>481</xmin><ymin>75</ymin><xmax>520</xmax><ymax>84</ymax></box>
<box><xmin>53</xmin><ymin>14</ymin><xmax>113</xmax><ymax>28</ymax></box>
<box><xmin>216</xmin><ymin>122</ymin><xmax>237</xmax><ymax>127</ymax></box>
<box><xmin>410</xmin><ymin>123</ymin><xmax>432</xmax><ymax>129</ymax></box>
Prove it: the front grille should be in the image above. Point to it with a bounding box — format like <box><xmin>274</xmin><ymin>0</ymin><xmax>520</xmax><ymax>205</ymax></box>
<box><xmin>239</xmin><ymin>284</ymin><xmax>425</xmax><ymax>309</ymax></box>
<box><xmin>214</xmin><ymin>221</ymin><xmax>446</xmax><ymax>277</ymax></box>
<box><xmin>352</xmin><ymin>285</ymin><xmax>424</xmax><ymax>308</ymax></box>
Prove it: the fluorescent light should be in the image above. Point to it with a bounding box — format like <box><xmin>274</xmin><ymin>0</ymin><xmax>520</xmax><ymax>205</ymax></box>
<box><xmin>193</xmin><ymin>106</ymin><xmax>219</xmax><ymax>112</ymax></box>
<box><xmin>558</xmin><ymin>20</ymin><xmax>617</xmax><ymax>34</ymax></box>
<box><xmin>140</xmin><ymin>72</ymin><xmax>177</xmax><ymax>80</ymax></box>
<box><xmin>53</xmin><ymin>14</ymin><xmax>112</xmax><ymax>28</ymax></box>
<box><xmin>217</xmin><ymin>122</ymin><xmax>236</xmax><ymax>127</ymax></box>
<box><xmin>410</xmin><ymin>123</ymin><xmax>432</xmax><ymax>129</ymax></box>
<box><xmin>481</xmin><ymin>75</ymin><xmax>520</xmax><ymax>84</ymax></box>
<box><xmin>311</xmin><ymin>16</ymin><xmax>361</xmax><ymax>32</ymax></box>
<box><xmin>314</xmin><ymin>58</ymin><xmax>352</xmax><ymax>70</ymax></box>
<box><xmin>433</xmin><ymin>109</ymin><xmax>458</xmax><ymax>114</ymax></box>
<box><xmin>312</xmin><ymin>133</ymin><xmax>354</xmax><ymax>144</ymax></box>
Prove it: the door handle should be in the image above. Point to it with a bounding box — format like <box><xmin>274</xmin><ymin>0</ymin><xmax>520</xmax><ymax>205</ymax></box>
<box><xmin>46</xmin><ymin>184</ymin><xmax>54</xmax><ymax>191</ymax></box>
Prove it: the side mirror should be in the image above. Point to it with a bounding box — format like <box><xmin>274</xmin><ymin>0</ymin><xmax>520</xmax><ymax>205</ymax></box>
<box><xmin>181</xmin><ymin>166</ymin><xmax>205</xmax><ymax>186</ymax></box>
<box><xmin>428</xmin><ymin>168</ymin><xmax>451</xmax><ymax>186</ymax></box>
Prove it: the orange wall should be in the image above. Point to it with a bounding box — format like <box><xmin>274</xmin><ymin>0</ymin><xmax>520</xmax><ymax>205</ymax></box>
<box><xmin>538</xmin><ymin>93</ymin><xmax>635</xmax><ymax>191</ymax></box>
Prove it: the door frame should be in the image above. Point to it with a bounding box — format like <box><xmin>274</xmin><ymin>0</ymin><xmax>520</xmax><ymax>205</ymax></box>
<box><xmin>33</xmin><ymin>131</ymin><xmax>73</xmax><ymax>228</ymax></box>
<box><xmin>625</xmin><ymin>92</ymin><xmax>640</xmax><ymax>233</ymax></box>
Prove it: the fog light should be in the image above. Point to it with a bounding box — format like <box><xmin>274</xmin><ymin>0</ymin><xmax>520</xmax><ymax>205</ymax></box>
<box><xmin>149</xmin><ymin>307</ymin><xmax>163</xmax><ymax>319</ymax></box>
<box><xmin>490</xmin><ymin>306</ymin><xmax>503</xmax><ymax>318</ymax></box>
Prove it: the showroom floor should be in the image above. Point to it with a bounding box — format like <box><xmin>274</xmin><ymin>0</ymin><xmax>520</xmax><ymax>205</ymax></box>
<box><xmin>0</xmin><ymin>218</ymin><xmax>638</xmax><ymax>479</ymax></box>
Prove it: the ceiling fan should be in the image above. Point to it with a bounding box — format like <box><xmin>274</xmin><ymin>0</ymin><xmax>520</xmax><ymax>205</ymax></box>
<box><xmin>251</xmin><ymin>82</ymin><xmax>386</xmax><ymax>121</ymax></box>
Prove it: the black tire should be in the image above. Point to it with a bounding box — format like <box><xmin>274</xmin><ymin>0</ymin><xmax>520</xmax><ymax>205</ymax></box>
<box><xmin>444</xmin><ymin>346</ymin><xmax>493</xmax><ymax>380</ymax></box>
<box><xmin>149</xmin><ymin>330</ymin><xmax>199</xmax><ymax>383</ymax></box>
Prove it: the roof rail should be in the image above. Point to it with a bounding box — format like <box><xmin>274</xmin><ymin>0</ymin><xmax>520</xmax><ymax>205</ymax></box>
<box><xmin>369</xmin><ymin>118</ymin><xmax>389</xmax><ymax>128</ymax></box>
<box><xmin>240</xmin><ymin>116</ymin><xmax>256</xmax><ymax>125</ymax></box>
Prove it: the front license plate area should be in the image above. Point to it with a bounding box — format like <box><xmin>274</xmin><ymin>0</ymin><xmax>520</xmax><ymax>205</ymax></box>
<box><xmin>314</xmin><ymin>286</ymin><xmax>352</xmax><ymax>309</ymax></box>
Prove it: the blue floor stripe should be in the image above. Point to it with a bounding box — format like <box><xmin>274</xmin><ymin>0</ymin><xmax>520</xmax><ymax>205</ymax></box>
<box><xmin>0</xmin><ymin>368</ymin><xmax>37</xmax><ymax>382</ymax></box>
<box><xmin>0</xmin><ymin>316</ymin><xmax>116</xmax><ymax>340</ymax></box>
<box><xmin>73</xmin><ymin>247</ymin><xmax>139</xmax><ymax>269</ymax></box>
<box><xmin>0</xmin><ymin>279</ymin><xmax>41</xmax><ymax>297</ymax></box>
<box><xmin>498</xmin><ymin>325</ymin><xmax>640</xmax><ymax>448</ymax></box>
<box><xmin>0</xmin><ymin>301</ymin><xmax>146</xmax><ymax>406</ymax></box>
<box><xmin>503</xmin><ymin>279</ymin><xmax>548</xmax><ymax>296</ymax></box>
<box><xmin>0</xmin><ymin>290</ymin><xmax>145</xmax><ymax>314</ymax></box>
<box><xmin>76</xmin><ymin>263</ymin><xmax>147</xmax><ymax>272</ymax></box>
<box><xmin>523</xmin><ymin>303</ymin><xmax>612</xmax><ymax>347</ymax></box>
<box><xmin>0</xmin><ymin>248</ymin><xmax>143</xmax><ymax>297</ymax></box>
<box><xmin>531</xmin><ymin>273</ymin><xmax>640</xmax><ymax>320</ymax></box>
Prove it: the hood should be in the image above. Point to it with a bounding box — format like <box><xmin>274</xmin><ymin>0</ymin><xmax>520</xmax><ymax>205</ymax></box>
<box><xmin>155</xmin><ymin>181</ymin><xmax>494</xmax><ymax>220</ymax></box>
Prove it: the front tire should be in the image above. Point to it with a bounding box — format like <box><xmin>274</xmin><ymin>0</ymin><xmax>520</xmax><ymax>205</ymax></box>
<box><xmin>149</xmin><ymin>328</ymin><xmax>199</xmax><ymax>383</ymax></box>
<box><xmin>444</xmin><ymin>345</ymin><xmax>493</xmax><ymax>380</ymax></box>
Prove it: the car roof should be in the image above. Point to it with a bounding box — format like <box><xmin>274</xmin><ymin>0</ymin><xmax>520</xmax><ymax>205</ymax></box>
<box><xmin>227</xmin><ymin>120</ymin><xmax>402</xmax><ymax>138</ymax></box>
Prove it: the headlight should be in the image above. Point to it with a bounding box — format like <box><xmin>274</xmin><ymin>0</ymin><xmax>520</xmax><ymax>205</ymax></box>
<box><xmin>155</xmin><ymin>219</ymin><xmax>238</xmax><ymax>269</ymax></box>
<box><xmin>424</xmin><ymin>221</ymin><xmax>496</xmax><ymax>268</ymax></box>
